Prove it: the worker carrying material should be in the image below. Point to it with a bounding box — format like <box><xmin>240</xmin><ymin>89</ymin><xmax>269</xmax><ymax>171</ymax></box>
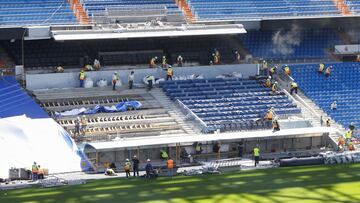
<box><xmin>290</xmin><ymin>81</ymin><xmax>298</xmax><ymax>95</ymax></box>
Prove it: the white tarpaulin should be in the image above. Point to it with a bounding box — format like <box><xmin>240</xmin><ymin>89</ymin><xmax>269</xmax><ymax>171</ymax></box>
<box><xmin>0</xmin><ymin>115</ymin><xmax>82</xmax><ymax>179</ymax></box>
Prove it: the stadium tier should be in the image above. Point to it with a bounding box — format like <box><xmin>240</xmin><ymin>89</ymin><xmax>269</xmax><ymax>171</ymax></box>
<box><xmin>160</xmin><ymin>78</ymin><xmax>301</xmax><ymax>133</ymax></box>
<box><xmin>187</xmin><ymin>0</ymin><xmax>340</xmax><ymax>21</ymax></box>
<box><xmin>0</xmin><ymin>0</ymin><xmax>78</xmax><ymax>26</ymax></box>
<box><xmin>291</xmin><ymin>62</ymin><xmax>360</xmax><ymax>137</ymax></box>
<box><xmin>239</xmin><ymin>29</ymin><xmax>342</xmax><ymax>60</ymax></box>
<box><xmin>82</xmin><ymin>0</ymin><xmax>185</xmax><ymax>23</ymax></box>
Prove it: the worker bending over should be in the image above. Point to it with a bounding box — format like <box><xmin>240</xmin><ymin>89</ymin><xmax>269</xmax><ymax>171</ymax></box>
<box><xmin>290</xmin><ymin>81</ymin><xmax>298</xmax><ymax>95</ymax></box>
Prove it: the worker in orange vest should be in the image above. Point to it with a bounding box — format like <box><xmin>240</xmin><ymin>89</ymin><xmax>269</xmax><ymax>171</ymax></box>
<box><xmin>166</xmin><ymin>157</ymin><xmax>174</xmax><ymax>178</ymax></box>
<box><xmin>31</xmin><ymin>162</ymin><xmax>39</xmax><ymax>181</ymax></box>
<box><xmin>325</xmin><ymin>66</ymin><xmax>331</xmax><ymax>78</ymax></box>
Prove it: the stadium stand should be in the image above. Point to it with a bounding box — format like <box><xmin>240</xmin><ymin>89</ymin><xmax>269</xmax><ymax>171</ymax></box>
<box><xmin>82</xmin><ymin>0</ymin><xmax>185</xmax><ymax>24</ymax></box>
<box><xmin>187</xmin><ymin>0</ymin><xmax>341</xmax><ymax>21</ymax></box>
<box><xmin>0</xmin><ymin>76</ymin><xmax>48</xmax><ymax>118</ymax></box>
<box><xmin>239</xmin><ymin>29</ymin><xmax>342</xmax><ymax>60</ymax></box>
<box><xmin>160</xmin><ymin>77</ymin><xmax>301</xmax><ymax>133</ymax></box>
<box><xmin>347</xmin><ymin>0</ymin><xmax>360</xmax><ymax>13</ymax></box>
<box><xmin>0</xmin><ymin>0</ymin><xmax>78</xmax><ymax>26</ymax></box>
<box><xmin>291</xmin><ymin>62</ymin><xmax>360</xmax><ymax>137</ymax></box>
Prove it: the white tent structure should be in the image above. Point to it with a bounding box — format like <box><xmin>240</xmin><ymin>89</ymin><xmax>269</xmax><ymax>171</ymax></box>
<box><xmin>0</xmin><ymin>115</ymin><xmax>83</xmax><ymax>179</ymax></box>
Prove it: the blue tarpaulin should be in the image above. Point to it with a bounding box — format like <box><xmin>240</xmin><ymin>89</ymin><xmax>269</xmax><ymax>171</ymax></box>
<box><xmin>55</xmin><ymin>101</ymin><xmax>142</xmax><ymax>117</ymax></box>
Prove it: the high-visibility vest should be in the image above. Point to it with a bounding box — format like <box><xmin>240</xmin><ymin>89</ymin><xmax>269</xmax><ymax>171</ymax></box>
<box><xmin>270</xmin><ymin>67</ymin><xmax>275</xmax><ymax>73</ymax></box>
<box><xmin>236</xmin><ymin>53</ymin><xmax>240</xmax><ymax>61</ymax></box>
<box><xmin>124</xmin><ymin>162</ymin><xmax>131</xmax><ymax>171</ymax></box>
<box><xmin>319</xmin><ymin>64</ymin><xmax>324</xmax><ymax>72</ymax></box>
<box><xmin>38</xmin><ymin>168</ymin><xmax>44</xmax><ymax>175</ymax></box>
<box><xmin>263</xmin><ymin>62</ymin><xmax>268</xmax><ymax>69</ymax></box>
<box><xmin>167</xmin><ymin>68</ymin><xmax>173</xmax><ymax>76</ymax></box>
<box><xmin>195</xmin><ymin>144</ymin><xmax>201</xmax><ymax>152</ymax></box>
<box><xmin>338</xmin><ymin>137</ymin><xmax>345</xmax><ymax>146</ymax></box>
<box><xmin>345</xmin><ymin>131</ymin><xmax>352</xmax><ymax>139</ymax></box>
<box><xmin>79</xmin><ymin>72</ymin><xmax>85</xmax><ymax>80</ymax></box>
<box><xmin>284</xmin><ymin>66</ymin><xmax>290</xmax><ymax>75</ymax></box>
<box><xmin>291</xmin><ymin>82</ymin><xmax>298</xmax><ymax>88</ymax></box>
<box><xmin>266</xmin><ymin>111</ymin><xmax>273</xmax><ymax>120</ymax></box>
<box><xmin>265</xmin><ymin>79</ymin><xmax>271</xmax><ymax>87</ymax></box>
<box><xmin>161</xmin><ymin>150</ymin><xmax>169</xmax><ymax>159</ymax></box>
<box><xmin>214</xmin><ymin>55</ymin><xmax>219</xmax><ymax>64</ymax></box>
<box><xmin>32</xmin><ymin>164</ymin><xmax>38</xmax><ymax>173</ymax></box>
<box><xmin>253</xmin><ymin>147</ymin><xmax>260</xmax><ymax>156</ymax></box>
<box><xmin>162</xmin><ymin>58</ymin><xmax>167</xmax><ymax>65</ymax></box>
<box><xmin>147</xmin><ymin>75</ymin><xmax>154</xmax><ymax>81</ymax></box>
<box><xmin>272</xmin><ymin>84</ymin><xmax>277</xmax><ymax>92</ymax></box>
<box><xmin>325</xmin><ymin>67</ymin><xmax>331</xmax><ymax>74</ymax></box>
<box><xmin>167</xmin><ymin>159</ymin><xmax>174</xmax><ymax>169</ymax></box>
<box><xmin>150</xmin><ymin>58</ymin><xmax>156</xmax><ymax>66</ymax></box>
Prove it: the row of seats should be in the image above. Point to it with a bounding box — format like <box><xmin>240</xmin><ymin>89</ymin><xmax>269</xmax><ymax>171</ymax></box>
<box><xmin>161</xmin><ymin>78</ymin><xmax>301</xmax><ymax>133</ymax></box>
<box><xmin>291</xmin><ymin>62</ymin><xmax>360</xmax><ymax>137</ymax></box>
<box><xmin>187</xmin><ymin>0</ymin><xmax>340</xmax><ymax>21</ymax></box>
<box><xmin>0</xmin><ymin>0</ymin><xmax>78</xmax><ymax>26</ymax></box>
<box><xmin>239</xmin><ymin>29</ymin><xmax>341</xmax><ymax>60</ymax></box>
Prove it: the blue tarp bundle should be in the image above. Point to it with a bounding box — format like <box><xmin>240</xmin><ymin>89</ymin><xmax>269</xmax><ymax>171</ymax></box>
<box><xmin>55</xmin><ymin>101</ymin><xmax>142</xmax><ymax>117</ymax></box>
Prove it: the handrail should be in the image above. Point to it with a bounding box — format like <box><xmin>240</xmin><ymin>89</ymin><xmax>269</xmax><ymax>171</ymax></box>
<box><xmin>176</xmin><ymin>99</ymin><xmax>207</xmax><ymax>129</ymax></box>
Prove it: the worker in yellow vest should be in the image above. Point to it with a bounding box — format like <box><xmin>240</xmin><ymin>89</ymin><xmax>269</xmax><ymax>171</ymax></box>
<box><xmin>264</xmin><ymin>108</ymin><xmax>275</xmax><ymax>121</ymax></box>
<box><xmin>31</xmin><ymin>162</ymin><xmax>39</xmax><ymax>181</ymax></box>
<box><xmin>290</xmin><ymin>81</ymin><xmax>298</xmax><ymax>95</ymax></box>
<box><xmin>325</xmin><ymin>66</ymin><xmax>331</xmax><ymax>78</ymax></box>
<box><xmin>319</xmin><ymin>63</ymin><xmax>324</xmax><ymax>73</ymax></box>
<box><xmin>253</xmin><ymin>146</ymin><xmax>260</xmax><ymax>167</ymax></box>
<box><xmin>271</xmin><ymin>82</ymin><xmax>278</xmax><ymax>93</ymax></box>
<box><xmin>146</xmin><ymin>75</ymin><xmax>155</xmax><ymax>91</ymax></box>
<box><xmin>166</xmin><ymin>66</ymin><xmax>173</xmax><ymax>81</ymax></box>
<box><xmin>234</xmin><ymin>51</ymin><xmax>241</xmax><ymax>63</ymax></box>
<box><xmin>345</xmin><ymin>130</ymin><xmax>352</xmax><ymax>143</ymax></box>
<box><xmin>265</xmin><ymin>76</ymin><xmax>272</xmax><ymax>87</ymax></box>
<box><xmin>213</xmin><ymin>53</ymin><xmax>219</xmax><ymax>65</ymax></box>
<box><xmin>269</xmin><ymin>66</ymin><xmax>276</xmax><ymax>77</ymax></box>
<box><xmin>262</xmin><ymin>60</ymin><xmax>268</xmax><ymax>76</ymax></box>
<box><xmin>162</xmin><ymin>56</ymin><xmax>167</xmax><ymax>69</ymax></box>
<box><xmin>79</xmin><ymin>70</ymin><xmax>85</xmax><ymax>88</ymax></box>
<box><xmin>284</xmin><ymin>65</ymin><xmax>291</xmax><ymax>76</ymax></box>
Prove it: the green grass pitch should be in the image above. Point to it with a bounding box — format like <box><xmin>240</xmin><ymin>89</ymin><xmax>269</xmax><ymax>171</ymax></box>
<box><xmin>1</xmin><ymin>163</ymin><xmax>360</xmax><ymax>203</ymax></box>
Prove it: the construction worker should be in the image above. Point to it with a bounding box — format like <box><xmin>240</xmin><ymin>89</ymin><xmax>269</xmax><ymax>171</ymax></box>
<box><xmin>345</xmin><ymin>130</ymin><xmax>352</xmax><ymax>144</ymax></box>
<box><xmin>132</xmin><ymin>155</ymin><xmax>140</xmax><ymax>177</ymax></box>
<box><xmin>264</xmin><ymin>107</ymin><xmax>275</xmax><ymax>121</ymax></box>
<box><xmin>338</xmin><ymin>136</ymin><xmax>345</xmax><ymax>151</ymax></box>
<box><xmin>146</xmin><ymin>75</ymin><xmax>154</xmax><ymax>91</ymax></box>
<box><xmin>74</xmin><ymin>116</ymin><xmax>80</xmax><ymax>137</ymax></box>
<box><xmin>290</xmin><ymin>81</ymin><xmax>298</xmax><ymax>95</ymax></box>
<box><xmin>234</xmin><ymin>51</ymin><xmax>241</xmax><ymax>63</ymax></box>
<box><xmin>262</xmin><ymin>60</ymin><xmax>268</xmax><ymax>76</ymax></box>
<box><xmin>325</xmin><ymin>66</ymin><xmax>331</xmax><ymax>78</ymax></box>
<box><xmin>124</xmin><ymin>159</ymin><xmax>131</xmax><ymax>178</ymax></box>
<box><xmin>265</xmin><ymin>76</ymin><xmax>272</xmax><ymax>87</ymax></box>
<box><xmin>269</xmin><ymin>66</ymin><xmax>276</xmax><ymax>77</ymax></box>
<box><xmin>79</xmin><ymin>70</ymin><xmax>85</xmax><ymax>88</ymax></box>
<box><xmin>93</xmin><ymin>59</ymin><xmax>101</xmax><ymax>70</ymax></box>
<box><xmin>319</xmin><ymin>63</ymin><xmax>324</xmax><ymax>73</ymax></box>
<box><xmin>253</xmin><ymin>146</ymin><xmax>260</xmax><ymax>167</ymax></box>
<box><xmin>271</xmin><ymin>81</ymin><xmax>278</xmax><ymax>93</ymax></box>
<box><xmin>38</xmin><ymin>165</ymin><xmax>44</xmax><ymax>180</ymax></box>
<box><xmin>166</xmin><ymin>65</ymin><xmax>173</xmax><ymax>81</ymax></box>
<box><xmin>81</xmin><ymin>115</ymin><xmax>87</xmax><ymax>136</ymax></box>
<box><xmin>326</xmin><ymin>119</ymin><xmax>331</xmax><ymax>127</ymax></box>
<box><xmin>31</xmin><ymin>162</ymin><xmax>39</xmax><ymax>181</ymax></box>
<box><xmin>112</xmin><ymin>71</ymin><xmax>119</xmax><ymax>91</ymax></box>
<box><xmin>166</xmin><ymin>157</ymin><xmax>174</xmax><ymax>178</ymax></box>
<box><xmin>349</xmin><ymin>122</ymin><xmax>356</xmax><ymax>134</ymax></box>
<box><xmin>212</xmin><ymin>53</ymin><xmax>219</xmax><ymax>65</ymax></box>
<box><xmin>177</xmin><ymin>55</ymin><xmax>183</xmax><ymax>67</ymax></box>
<box><xmin>195</xmin><ymin>142</ymin><xmax>202</xmax><ymax>154</ymax></box>
<box><xmin>348</xmin><ymin>141</ymin><xmax>355</xmax><ymax>151</ymax></box>
<box><xmin>128</xmin><ymin>71</ymin><xmax>134</xmax><ymax>89</ymax></box>
<box><xmin>284</xmin><ymin>65</ymin><xmax>291</xmax><ymax>76</ymax></box>
<box><xmin>160</xmin><ymin>150</ymin><xmax>169</xmax><ymax>160</ymax></box>
<box><xmin>149</xmin><ymin>57</ymin><xmax>158</xmax><ymax>68</ymax></box>
<box><xmin>272</xmin><ymin>118</ymin><xmax>280</xmax><ymax>132</ymax></box>
<box><xmin>162</xmin><ymin>56</ymin><xmax>167</xmax><ymax>69</ymax></box>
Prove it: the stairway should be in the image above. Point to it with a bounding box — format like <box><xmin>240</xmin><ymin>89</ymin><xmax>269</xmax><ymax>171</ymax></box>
<box><xmin>150</xmin><ymin>88</ymin><xmax>197</xmax><ymax>135</ymax></box>
<box><xmin>68</xmin><ymin>0</ymin><xmax>90</xmax><ymax>24</ymax></box>
<box><xmin>176</xmin><ymin>0</ymin><xmax>196</xmax><ymax>23</ymax></box>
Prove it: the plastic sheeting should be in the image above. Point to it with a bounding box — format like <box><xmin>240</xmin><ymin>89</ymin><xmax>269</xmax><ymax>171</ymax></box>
<box><xmin>55</xmin><ymin>101</ymin><xmax>142</xmax><ymax>117</ymax></box>
<box><xmin>0</xmin><ymin>115</ymin><xmax>83</xmax><ymax>179</ymax></box>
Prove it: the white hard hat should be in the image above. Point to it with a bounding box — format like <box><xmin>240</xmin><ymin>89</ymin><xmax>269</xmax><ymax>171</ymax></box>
<box><xmin>82</xmin><ymin>115</ymin><xmax>86</xmax><ymax>118</ymax></box>
<box><xmin>114</xmin><ymin>71</ymin><xmax>117</xmax><ymax>74</ymax></box>
<box><xmin>147</xmin><ymin>159</ymin><xmax>151</xmax><ymax>162</ymax></box>
<box><xmin>126</xmin><ymin>158</ymin><xmax>129</xmax><ymax>161</ymax></box>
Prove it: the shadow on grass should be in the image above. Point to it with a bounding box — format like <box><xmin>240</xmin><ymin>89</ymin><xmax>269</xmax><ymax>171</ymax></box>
<box><xmin>1</xmin><ymin>163</ymin><xmax>360</xmax><ymax>203</ymax></box>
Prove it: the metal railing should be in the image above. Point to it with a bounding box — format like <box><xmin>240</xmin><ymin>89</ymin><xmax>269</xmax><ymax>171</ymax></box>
<box><xmin>175</xmin><ymin>99</ymin><xmax>208</xmax><ymax>132</ymax></box>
